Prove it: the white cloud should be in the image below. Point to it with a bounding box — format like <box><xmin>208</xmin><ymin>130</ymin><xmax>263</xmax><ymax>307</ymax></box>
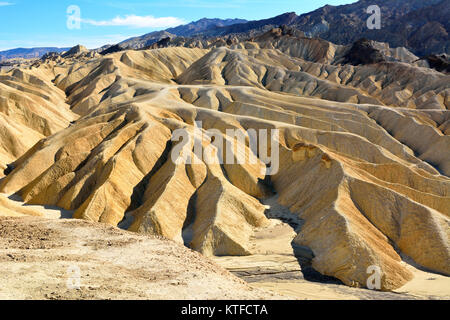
<box><xmin>82</xmin><ymin>15</ymin><xmax>185</xmax><ymax>28</ymax></box>
<box><xmin>0</xmin><ymin>2</ymin><xmax>13</xmax><ymax>6</ymax></box>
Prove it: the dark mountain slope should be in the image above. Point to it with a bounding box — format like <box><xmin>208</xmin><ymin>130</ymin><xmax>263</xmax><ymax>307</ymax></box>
<box><xmin>293</xmin><ymin>0</ymin><xmax>449</xmax><ymax>56</ymax></box>
<box><xmin>190</xmin><ymin>0</ymin><xmax>448</xmax><ymax>56</ymax></box>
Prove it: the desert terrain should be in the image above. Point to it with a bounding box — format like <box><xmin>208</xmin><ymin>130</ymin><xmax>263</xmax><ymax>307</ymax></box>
<box><xmin>0</xmin><ymin>23</ymin><xmax>448</xmax><ymax>300</ymax></box>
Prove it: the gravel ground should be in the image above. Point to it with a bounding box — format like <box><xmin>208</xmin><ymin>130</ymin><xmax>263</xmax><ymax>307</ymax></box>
<box><xmin>0</xmin><ymin>217</ymin><xmax>282</xmax><ymax>300</ymax></box>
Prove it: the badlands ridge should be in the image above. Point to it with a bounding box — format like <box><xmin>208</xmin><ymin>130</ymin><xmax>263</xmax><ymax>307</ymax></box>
<box><xmin>0</xmin><ymin>30</ymin><xmax>449</xmax><ymax>298</ymax></box>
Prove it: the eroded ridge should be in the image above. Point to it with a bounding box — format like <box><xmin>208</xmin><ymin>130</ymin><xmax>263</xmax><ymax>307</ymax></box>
<box><xmin>0</xmin><ymin>37</ymin><xmax>449</xmax><ymax>292</ymax></box>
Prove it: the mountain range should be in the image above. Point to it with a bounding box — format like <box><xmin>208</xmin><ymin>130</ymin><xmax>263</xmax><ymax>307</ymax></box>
<box><xmin>1</xmin><ymin>0</ymin><xmax>449</xmax><ymax>61</ymax></box>
<box><xmin>120</xmin><ymin>0</ymin><xmax>449</xmax><ymax>56</ymax></box>
<box><xmin>292</xmin><ymin>0</ymin><xmax>449</xmax><ymax>56</ymax></box>
<box><xmin>119</xmin><ymin>18</ymin><xmax>247</xmax><ymax>49</ymax></box>
<box><xmin>0</xmin><ymin>47</ymin><xmax>70</xmax><ymax>61</ymax></box>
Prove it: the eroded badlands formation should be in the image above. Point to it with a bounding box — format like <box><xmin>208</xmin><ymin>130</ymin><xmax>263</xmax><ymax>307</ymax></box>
<box><xmin>0</xmin><ymin>31</ymin><xmax>449</xmax><ymax>293</ymax></box>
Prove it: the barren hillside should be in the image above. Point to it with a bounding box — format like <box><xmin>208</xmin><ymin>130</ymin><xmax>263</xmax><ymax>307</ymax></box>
<box><xmin>0</xmin><ymin>217</ymin><xmax>278</xmax><ymax>300</ymax></box>
<box><xmin>0</xmin><ymin>31</ymin><xmax>449</xmax><ymax>298</ymax></box>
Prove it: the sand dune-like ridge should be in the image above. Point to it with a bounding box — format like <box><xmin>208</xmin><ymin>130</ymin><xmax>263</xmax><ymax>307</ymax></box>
<box><xmin>0</xmin><ymin>37</ymin><xmax>449</xmax><ymax>292</ymax></box>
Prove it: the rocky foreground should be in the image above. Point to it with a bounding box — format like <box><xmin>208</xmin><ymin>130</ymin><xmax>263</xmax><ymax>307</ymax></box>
<box><xmin>0</xmin><ymin>29</ymin><xmax>448</xmax><ymax>298</ymax></box>
<box><xmin>0</xmin><ymin>217</ymin><xmax>279</xmax><ymax>300</ymax></box>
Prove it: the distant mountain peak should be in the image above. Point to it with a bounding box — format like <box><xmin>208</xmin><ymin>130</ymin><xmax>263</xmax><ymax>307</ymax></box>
<box><xmin>120</xmin><ymin>17</ymin><xmax>248</xmax><ymax>49</ymax></box>
<box><xmin>62</xmin><ymin>45</ymin><xmax>88</xmax><ymax>57</ymax></box>
<box><xmin>0</xmin><ymin>47</ymin><xmax>70</xmax><ymax>61</ymax></box>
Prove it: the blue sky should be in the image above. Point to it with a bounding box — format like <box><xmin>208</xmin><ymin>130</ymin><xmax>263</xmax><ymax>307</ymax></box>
<box><xmin>0</xmin><ymin>0</ymin><xmax>357</xmax><ymax>50</ymax></box>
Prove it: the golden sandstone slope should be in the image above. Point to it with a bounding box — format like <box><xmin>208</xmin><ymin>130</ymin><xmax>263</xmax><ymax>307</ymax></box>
<box><xmin>0</xmin><ymin>67</ymin><xmax>76</xmax><ymax>174</ymax></box>
<box><xmin>0</xmin><ymin>34</ymin><xmax>449</xmax><ymax>292</ymax></box>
